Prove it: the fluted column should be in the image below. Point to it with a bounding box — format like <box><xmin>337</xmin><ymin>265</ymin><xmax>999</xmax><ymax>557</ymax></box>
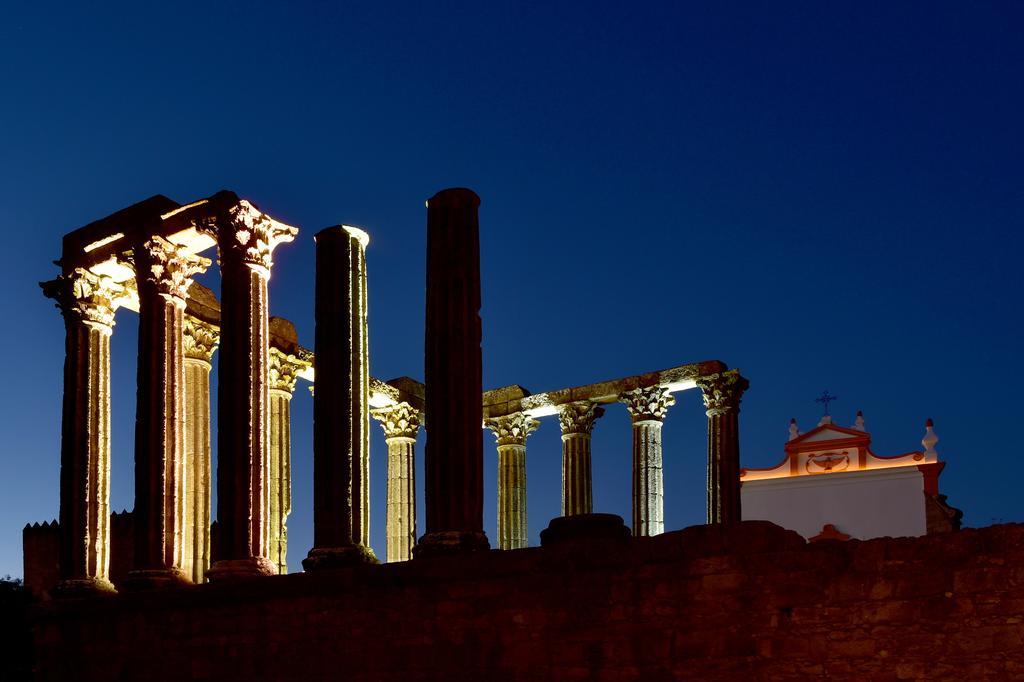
<box><xmin>557</xmin><ymin>402</ymin><xmax>605</xmax><ymax>516</ymax></box>
<box><xmin>41</xmin><ymin>268</ymin><xmax>128</xmax><ymax>596</ymax></box>
<box><xmin>207</xmin><ymin>204</ymin><xmax>297</xmax><ymax>580</ymax></box>
<box><xmin>128</xmin><ymin>237</ymin><xmax>210</xmax><ymax>588</ymax></box>
<box><xmin>304</xmin><ymin>225</ymin><xmax>376</xmax><ymax>570</ymax></box>
<box><xmin>182</xmin><ymin>316</ymin><xmax>217</xmax><ymax>584</ymax></box>
<box><xmin>267</xmin><ymin>347</ymin><xmax>309</xmax><ymax>574</ymax></box>
<box><xmin>485</xmin><ymin>413</ymin><xmax>539</xmax><ymax>550</ymax></box>
<box><xmin>619</xmin><ymin>386</ymin><xmax>675</xmax><ymax>537</ymax></box>
<box><xmin>696</xmin><ymin>370</ymin><xmax>749</xmax><ymax>524</ymax></box>
<box><xmin>371</xmin><ymin>403</ymin><xmax>422</xmax><ymax>563</ymax></box>
<box><xmin>417</xmin><ymin>188</ymin><xmax>490</xmax><ymax>557</ymax></box>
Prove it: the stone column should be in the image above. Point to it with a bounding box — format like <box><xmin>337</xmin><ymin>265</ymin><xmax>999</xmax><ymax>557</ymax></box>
<box><xmin>303</xmin><ymin>225</ymin><xmax>376</xmax><ymax>569</ymax></box>
<box><xmin>417</xmin><ymin>188</ymin><xmax>490</xmax><ymax>557</ymax></box>
<box><xmin>696</xmin><ymin>370</ymin><xmax>749</xmax><ymax>524</ymax></box>
<box><xmin>557</xmin><ymin>402</ymin><xmax>605</xmax><ymax>516</ymax></box>
<box><xmin>208</xmin><ymin>205</ymin><xmax>297</xmax><ymax>580</ymax></box>
<box><xmin>371</xmin><ymin>403</ymin><xmax>422</xmax><ymax>563</ymax></box>
<box><xmin>128</xmin><ymin>237</ymin><xmax>209</xmax><ymax>588</ymax></box>
<box><xmin>267</xmin><ymin>347</ymin><xmax>308</xmax><ymax>574</ymax></box>
<box><xmin>485</xmin><ymin>413</ymin><xmax>540</xmax><ymax>550</ymax></box>
<box><xmin>41</xmin><ymin>268</ymin><xmax>128</xmax><ymax>596</ymax></box>
<box><xmin>619</xmin><ymin>386</ymin><xmax>675</xmax><ymax>537</ymax></box>
<box><xmin>181</xmin><ymin>316</ymin><xmax>218</xmax><ymax>584</ymax></box>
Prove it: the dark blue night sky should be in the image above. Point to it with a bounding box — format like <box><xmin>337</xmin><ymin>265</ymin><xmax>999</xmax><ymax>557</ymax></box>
<box><xmin>1</xmin><ymin>2</ymin><xmax>1021</xmax><ymax>577</ymax></box>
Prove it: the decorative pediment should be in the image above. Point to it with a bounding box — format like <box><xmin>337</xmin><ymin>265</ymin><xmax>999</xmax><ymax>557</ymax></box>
<box><xmin>785</xmin><ymin>423</ymin><xmax>869</xmax><ymax>453</ymax></box>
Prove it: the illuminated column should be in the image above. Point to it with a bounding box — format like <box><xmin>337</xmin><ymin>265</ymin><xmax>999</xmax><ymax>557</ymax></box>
<box><xmin>417</xmin><ymin>188</ymin><xmax>490</xmax><ymax>557</ymax></box>
<box><xmin>128</xmin><ymin>237</ymin><xmax>209</xmax><ymax>588</ymax></box>
<box><xmin>696</xmin><ymin>370</ymin><xmax>749</xmax><ymax>524</ymax></box>
<box><xmin>557</xmin><ymin>402</ymin><xmax>605</xmax><ymax>516</ymax></box>
<box><xmin>485</xmin><ymin>413</ymin><xmax>539</xmax><ymax>550</ymax></box>
<box><xmin>182</xmin><ymin>316</ymin><xmax>218</xmax><ymax>584</ymax></box>
<box><xmin>619</xmin><ymin>386</ymin><xmax>675</xmax><ymax>537</ymax></box>
<box><xmin>208</xmin><ymin>205</ymin><xmax>297</xmax><ymax>581</ymax></box>
<box><xmin>267</xmin><ymin>347</ymin><xmax>308</xmax><ymax>574</ymax></box>
<box><xmin>42</xmin><ymin>268</ymin><xmax>127</xmax><ymax>596</ymax></box>
<box><xmin>304</xmin><ymin>225</ymin><xmax>377</xmax><ymax>570</ymax></box>
<box><xmin>371</xmin><ymin>403</ymin><xmax>422</xmax><ymax>562</ymax></box>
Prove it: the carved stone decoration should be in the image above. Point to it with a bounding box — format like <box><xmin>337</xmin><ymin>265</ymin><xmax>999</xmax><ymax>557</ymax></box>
<box><xmin>485</xmin><ymin>412</ymin><xmax>540</xmax><ymax>447</ymax></box>
<box><xmin>372</xmin><ymin>402</ymin><xmax>423</xmax><ymax>562</ymax></box>
<box><xmin>619</xmin><ymin>386</ymin><xmax>676</xmax><ymax>423</ymax></box>
<box><xmin>137</xmin><ymin>236</ymin><xmax>210</xmax><ymax>305</ymax></box>
<box><xmin>695</xmin><ymin>370</ymin><xmax>749</xmax><ymax>525</ymax></box>
<box><xmin>696</xmin><ymin>370</ymin><xmax>750</xmax><ymax>417</ymax></box>
<box><xmin>268</xmin><ymin>347</ymin><xmax>309</xmax><ymax>395</ymax></box>
<box><xmin>40</xmin><ymin>269</ymin><xmax>129</xmax><ymax>596</ymax></box>
<box><xmin>207</xmin><ymin>200</ymin><xmax>299</xmax><ymax>275</ymax></box>
<box><xmin>182</xmin><ymin>316</ymin><xmax>219</xmax><ymax>363</ymax></box>
<box><xmin>42</xmin><ymin>268</ymin><xmax>130</xmax><ymax>330</ymax></box>
<box><xmin>373</xmin><ymin>402</ymin><xmax>422</xmax><ymax>441</ymax></box>
<box><xmin>557</xmin><ymin>401</ymin><xmax>606</xmax><ymax>436</ymax></box>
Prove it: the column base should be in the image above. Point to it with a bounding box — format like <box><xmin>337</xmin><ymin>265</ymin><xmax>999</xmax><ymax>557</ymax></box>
<box><xmin>121</xmin><ymin>568</ymin><xmax>192</xmax><ymax>591</ymax></box>
<box><xmin>413</xmin><ymin>530</ymin><xmax>490</xmax><ymax>558</ymax></box>
<box><xmin>540</xmin><ymin>513</ymin><xmax>631</xmax><ymax>547</ymax></box>
<box><xmin>206</xmin><ymin>557</ymin><xmax>277</xmax><ymax>582</ymax></box>
<box><xmin>53</xmin><ymin>577</ymin><xmax>117</xmax><ymax>599</ymax></box>
<box><xmin>302</xmin><ymin>545</ymin><xmax>378</xmax><ymax>571</ymax></box>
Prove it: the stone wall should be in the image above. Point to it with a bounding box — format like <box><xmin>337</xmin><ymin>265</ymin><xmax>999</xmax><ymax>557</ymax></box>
<box><xmin>30</xmin><ymin>521</ymin><xmax>1024</xmax><ymax>681</ymax></box>
<box><xmin>21</xmin><ymin>521</ymin><xmax>57</xmax><ymax>599</ymax></box>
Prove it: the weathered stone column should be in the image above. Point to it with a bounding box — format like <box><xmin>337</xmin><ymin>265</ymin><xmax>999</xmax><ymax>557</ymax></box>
<box><xmin>696</xmin><ymin>370</ymin><xmax>749</xmax><ymax>524</ymax></box>
<box><xmin>267</xmin><ymin>345</ymin><xmax>308</xmax><ymax>574</ymax></box>
<box><xmin>128</xmin><ymin>237</ymin><xmax>209</xmax><ymax>588</ymax></box>
<box><xmin>417</xmin><ymin>188</ymin><xmax>490</xmax><ymax>557</ymax></box>
<box><xmin>557</xmin><ymin>402</ymin><xmax>605</xmax><ymax>516</ymax></box>
<box><xmin>485</xmin><ymin>413</ymin><xmax>540</xmax><ymax>550</ymax></box>
<box><xmin>304</xmin><ymin>225</ymin><xmax>376</xmax><ymax>569</ymax></box>
<box><xmin>208</xmin><ymin>204</ymin><xmax>297</xmax><ymax>580</ymax></box>
<box><xmin>181</xmin><ymin>315</ymin><xmax>218</xmax><ymax>584</ymax></box>
<box><xmin>619</xmin><ymin>386</ymin><xmax>675</xmax><ymax>537</ymax></box>
<box><xmin>41</xmin><ymin>268</ymin><xmax>127</xmax><ymax>596</ymax></box>
<box><xmin>371</xmin><ymin>403</ymin><xmax>422</xmax><ymax>563</ymax></box>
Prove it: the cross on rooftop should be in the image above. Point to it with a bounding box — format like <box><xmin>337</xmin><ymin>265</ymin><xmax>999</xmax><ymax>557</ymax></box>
<box><xmin>816</xmin><ymin>390</ymin><xmax>838</xmax><ymax>416</ymax></box>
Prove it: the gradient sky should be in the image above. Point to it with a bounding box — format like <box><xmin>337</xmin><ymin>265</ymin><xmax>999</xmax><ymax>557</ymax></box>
<box><xmin>1</xmin><ymin>2</ymin><xmax>1021</xmax><ymax>578</ymax></box>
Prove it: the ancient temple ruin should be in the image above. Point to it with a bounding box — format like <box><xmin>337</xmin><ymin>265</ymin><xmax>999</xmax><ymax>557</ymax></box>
<box><xmin>25</xmin><ymin>187</ymin><xmax>748</xmax><ymax>594</ymax></box>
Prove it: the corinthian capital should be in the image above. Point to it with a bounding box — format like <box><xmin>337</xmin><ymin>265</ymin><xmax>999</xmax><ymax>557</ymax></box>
<box><xmin>41</xmin><ymin>268</ymin><xmax>130</xmax><ymax>331</ymax></box>
<box><xmin>215</xmin><ymin>200</ymin><xmax>299</xmax><ymax>274</ymax></box>
<box><xmin>268</xmin><ymin>347</ymin><xmax>310</xmax><ymax>395</ymax></box>
<box><xmin>183</xmin><ymin>316</ymin><xmax>219</xmax><ymax>362</ymax></box>
<box><xmin>557</xmin><ymin>401</ymin><xmax>605</xmax><ymax>436</ymax></box>
<box><xmin>619</xmin><ymin>386</ymin><xmax>676</xmax><ymax>422</ymax></box>
<box><xmin>371</xmin><ymin>402</ymin><xmax>422</xmax><ymax>440</ymax></box>
<box><xmin>485</xmin><ymin>412</ymin><xmax>540</xmax><ymax>447</ymax></box>
<box><xmin>696</xmin><ymin>370</ymin><xmax>749</xmax><ymax>416</ymax></box>
<box><xmin>136</xmin><ymin>236</ymin><xmax>210</xmax><ymax>303</ymax></box>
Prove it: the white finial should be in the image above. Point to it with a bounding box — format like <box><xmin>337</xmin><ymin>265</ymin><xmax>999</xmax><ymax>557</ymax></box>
<box><xmin>922</xmin><ymin>417</ymin><xmax>938</xmax><ymax>461</ymax></box>
<box><xmin>818</xmin><ymin>414</ymin><xmax>832</xmax><ymax>426</ymax></box>
<box><xmin>853</xmin><ymin>410</ymin><xmax>865</xmax><ymax>432</ymax></box>
<box><xmin>788</xmin><ymin>418</ymin><xmax>799</xmax><ymax>441</ymax></box>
